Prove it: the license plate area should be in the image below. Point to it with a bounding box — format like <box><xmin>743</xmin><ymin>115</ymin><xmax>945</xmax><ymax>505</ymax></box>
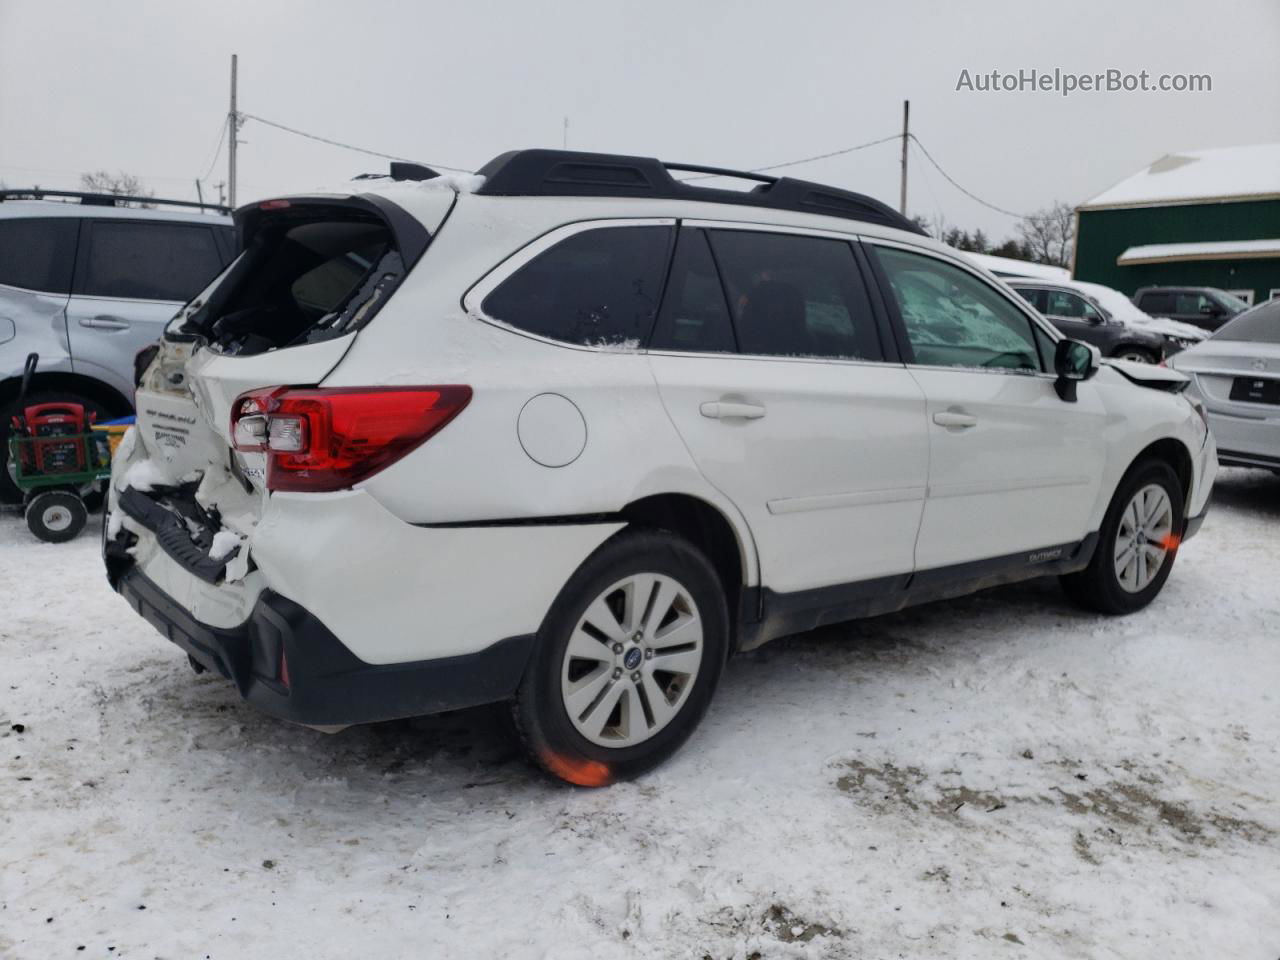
<box><xmin>1229</xmin><ymin>376</ymin><xmax>1280</xmax><ymax>405</ymax></box>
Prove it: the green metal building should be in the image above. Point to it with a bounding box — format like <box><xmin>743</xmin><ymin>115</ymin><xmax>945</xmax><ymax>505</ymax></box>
<box><xmin>1074</xmin><ymin>143</ymin><xmax>1280</xmax><ymax>306</ymax></box>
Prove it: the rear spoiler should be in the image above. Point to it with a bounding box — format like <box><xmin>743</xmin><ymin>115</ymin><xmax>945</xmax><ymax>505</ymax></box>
<box><xmin>232</xmin><ymin>194</ymin><xmax>433</xmax><ymax>269</ymax></box>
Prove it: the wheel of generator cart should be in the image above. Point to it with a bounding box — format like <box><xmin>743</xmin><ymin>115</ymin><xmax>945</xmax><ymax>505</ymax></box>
<box><xmin>25</xmin><ymin>490</ymin><xmax>88</xmax><ymax>543</ymax></box>
<box><xmin>512</xmin><ymin>529</ymin><xmax>729</xmax><ymax>787</ymax></box>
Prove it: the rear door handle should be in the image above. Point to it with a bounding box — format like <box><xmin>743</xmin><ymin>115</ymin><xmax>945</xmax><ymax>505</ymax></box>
<box><xmin>80</xmin><ymin>315</ymin><xmax>130</xmax><ymax>330</ymax></box>
<box><xmin>700</xmin><ymin>400</ymin><xmax>766</xmax><ymax>420</ymax></box>
<box><xmin>933</xmin><ymin>411</ymin><xmax>978</xmax><ymax>429</ymax></box>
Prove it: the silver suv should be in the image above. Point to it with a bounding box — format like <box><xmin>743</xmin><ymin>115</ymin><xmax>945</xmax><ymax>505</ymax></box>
<box><xmin>0</xmin><ymin>190</ymin><xmax>235</xmax><ymax>501</ymax></box>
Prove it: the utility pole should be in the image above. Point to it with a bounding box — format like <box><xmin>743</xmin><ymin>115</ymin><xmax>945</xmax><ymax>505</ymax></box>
<box><xmin>195</xmin><ymin>179</ymin><xmax>205</xmax><ymax>212</ymax></box>
<box><xmin>228</xmin><ymin>54</ymin><xmax>239</xmax><ymax>208</ymax></box>
<box><xmin>899</xmin><ymin>99</ymin><xmax>909</xmax><ymax>216</ymax></box>
<box><xmin>563</xmin><ymin>116</ymin><xmax>569</xmax><ymax>149</ymax></box>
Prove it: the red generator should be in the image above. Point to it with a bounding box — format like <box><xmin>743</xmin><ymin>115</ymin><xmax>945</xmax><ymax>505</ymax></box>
<box><xmin>12</xmin><ymin>401</ymin><xmax>96</xmax><ymax>476</ymax></box>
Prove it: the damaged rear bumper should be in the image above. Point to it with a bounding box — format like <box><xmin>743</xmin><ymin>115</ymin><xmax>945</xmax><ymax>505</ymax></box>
<box><xmin>113</xmin><ymin>563</ymin><xmax>535</xmax><ymax>727</ymax></box>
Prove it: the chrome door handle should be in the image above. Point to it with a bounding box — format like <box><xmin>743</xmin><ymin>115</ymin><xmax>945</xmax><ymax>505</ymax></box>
<box><xmin>700</xmin><ymin>400</ymin><xmax>766</xmax><ymax>420</ymax></box>
<box><xmin>80</xmin><ymin>315</ymin><xmax>130</xmax><ymax>330</ymax></box>
<box><xmin>933</xmin><ymin>411</ymin><xmax>978</xmax><ymax>429</ymax></box>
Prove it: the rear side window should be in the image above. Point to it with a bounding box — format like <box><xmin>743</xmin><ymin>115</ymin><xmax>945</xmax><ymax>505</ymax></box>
<box><xmin>482</xmin><ymin>226</ymin><xmax>673</xmax><ymax>348</ymax></box>
<box><xmin>707</xmin><ymin>230</ymin><xmax>881</xmax><ymax>360</ymax></box>
<box><xmin>0</xmin><ymin>218</ymin><xmax>78</xmax><ymax>294</ymax></box>
<box><xmin>650</xmin><ymin>229</ymin><xmax>736</xmax><ymax>353</ymax></box>
<box><xmin>79</xmin><ymin>221</ymin><xmax>223</xmax><ymax>301</ymax></box>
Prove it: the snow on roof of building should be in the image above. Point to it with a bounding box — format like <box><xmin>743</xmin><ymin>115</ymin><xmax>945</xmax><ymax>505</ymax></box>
<box><xmin>1080</xmin><ymin>143</ymin><xmax>1280</xmax><ymax>210</ymax></box>
<box><xmin>964</xmin><ymin>251</ymin><xmax>1072</xmax><ymax>280</ymax></box>
<box><xmin>1117</xmin><ymin>238</ymin><xmax>1280</xmax><ymax>265</ymax></box>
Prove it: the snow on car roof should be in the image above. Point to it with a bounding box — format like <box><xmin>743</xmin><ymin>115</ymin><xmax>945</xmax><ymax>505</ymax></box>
<box><xmin>964</xmin><ymin>251</ymin><xmax>1071</xmax><ymax>280</ymax></box>
<box><xmin>1117</xmin><ymin>238</ymin><xmax>1280</xmax><ymax>264</ymax></box>
<box><xmin>1080</xmin><ymin>143</ymin><xmax>1280</xmax><ymax>210</ymax></box>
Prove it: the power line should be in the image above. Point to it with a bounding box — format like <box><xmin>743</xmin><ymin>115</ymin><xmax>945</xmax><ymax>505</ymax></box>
<box><xmin>908</xmin><ymin>134</ymin><xmax>1028</xmax><ymax>219</ymax></box>
<box><xmin>239</xmin><ymin>112</ymin><xmax>473</xmax><ymax>173</ymax></box>
<box><xmin>679</xmin><ymin>133</ymin><xmax>900</xmax><ymax>181</ymax></box>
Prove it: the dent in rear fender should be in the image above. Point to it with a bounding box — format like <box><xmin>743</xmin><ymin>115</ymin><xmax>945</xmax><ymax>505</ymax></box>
<box><xmin>250</xmin><ymin>489</ymin><xmax>624</xmax><ymax>665</ymax></box>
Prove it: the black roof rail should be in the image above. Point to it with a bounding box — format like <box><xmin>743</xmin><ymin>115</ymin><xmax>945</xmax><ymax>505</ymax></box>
<box><xmin>0</xmin><ymin>189</ymin><xmax>230</xmax><ymax>215</ymax></box>
<box><xmin>474</xmin><ymin>149</ymin><xmax>924</xmax><ymax>235</ymax></box>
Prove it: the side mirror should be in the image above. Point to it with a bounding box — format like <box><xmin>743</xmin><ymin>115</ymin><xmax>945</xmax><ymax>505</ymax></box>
<box><xmin>1054</xmin><ymin>339</ymin><xmax>1099</xmax><ymax>402</ymax></box>
<box><xmin>1201</xmin><ymin>303</ymin><xmax>1222</xmax><ymax>316</ymax></box>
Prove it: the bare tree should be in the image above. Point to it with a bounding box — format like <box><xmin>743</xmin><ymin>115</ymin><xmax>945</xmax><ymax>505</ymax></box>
<box><xmin>80</xmin><ymin>170</ymin><xmax>155</xmax><ymax>207</ymax></box>
<box><xmin>1016</xmin><ymin>202</ymin><xmax>1075</xmax><ymax>268</ymax></box>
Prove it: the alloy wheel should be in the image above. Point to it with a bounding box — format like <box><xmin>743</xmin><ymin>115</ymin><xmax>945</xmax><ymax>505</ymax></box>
<box><xmin>559</xmin><ymin>573</ymin><xmax>704</xmax><ymax>748</ymax></box>
<box><xmin>1113</xmin><ymin>483</ymin><xmax>1174</xmax><ymax>593</ymax></box>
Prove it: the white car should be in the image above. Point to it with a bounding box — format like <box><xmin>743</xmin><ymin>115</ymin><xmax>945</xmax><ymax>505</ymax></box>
<box><xmin>104</xmin><ymin>150</ymin><xmax>1216</xmax><ymax>785</ymax></box>
<box><xmin>1168</xmin><ymin>297</ymin><xmax>1280</xmax><ymax>471</ymax></box>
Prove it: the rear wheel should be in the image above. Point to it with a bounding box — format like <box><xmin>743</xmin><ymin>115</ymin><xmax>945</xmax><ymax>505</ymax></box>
<box><xmin>513</xmin><ymin>529</ymin><xmax>728</xmax><ymax>786</ymax></box>
<box><xmin>1061</xmin><ymin>459</ymin><xmax>1184</xmax><ymax>614</ymax></box>
<box><xmin>25</xmin><ymin>490</ymin><xmax>88</xmax><ymax>543</ymax></box>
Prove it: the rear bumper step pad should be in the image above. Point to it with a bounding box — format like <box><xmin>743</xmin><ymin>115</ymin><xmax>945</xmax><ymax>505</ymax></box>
<box><xmin>117</xmin><ymin>485</ymin><xmax>236</xmax><ymax>584</ymax></box>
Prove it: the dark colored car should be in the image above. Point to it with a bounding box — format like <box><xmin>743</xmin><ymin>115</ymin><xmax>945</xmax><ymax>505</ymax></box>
<box><xmin>1131</xmin><ymin>286</ymin><xmax>1250</xmax><ymax>332</ymax></box>
<box><xmin>1010</xmin><ymin>281</ymin><xmax>1165</xmax><ymax>363</ymax></box>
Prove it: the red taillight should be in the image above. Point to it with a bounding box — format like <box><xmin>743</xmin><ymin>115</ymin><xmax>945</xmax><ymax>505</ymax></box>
<box><xmin>230</xmin><ymin>386</ymin><xmax>471</xmax><ymax>492</ymax></box>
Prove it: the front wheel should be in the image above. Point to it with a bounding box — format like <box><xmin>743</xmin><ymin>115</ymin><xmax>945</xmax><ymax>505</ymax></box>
<box><xmin>512</xmin><ymin>529</ymin><xmax>729</xmax><ymax>786</ymax></box>
<box><xmin>25</xmin><ymin>490</ymin><xmax>88</xmax><ymax>543</ymax></box>
<box><xmin>1061</xmin><ymin>459</ymin><xmax>1185</xmax><ymax>614</ymax></box>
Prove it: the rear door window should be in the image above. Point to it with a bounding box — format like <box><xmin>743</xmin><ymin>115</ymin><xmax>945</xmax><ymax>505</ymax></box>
<box><xmin>1014</xmin><ymin>287</ymin><xmax>1049</xmax><ymax>312</ymax></box>
<box><xmin>1137</xmin><ymin>292</ymin><xmax>1173</xmax><ymax>313</ymax></box>
<box><xmin>872</xmin><ymin>245</ymin><xmax>1042</xmax><ymax>371</ymax></box>
<box><xmin>706</xmin><ymin>229</ymin><xmax>882</xmax><ymax>360</ymax></box>
<box><xmin>650</xmin><ymin>229</ymin><xmax>736</xmax><ymax>353</ymax></box>
<box><xmin>78</xmin><ymin>221</ymin><xmax>224</xmax><ymax>301</ymax></box>
<box><xmin>0</xmin><ymin>218</ymin><xmax>78</xmax><ymax>294</ymax></box>
<box><xmin>482</xmin><ymin>226</ymin><xmax>673</xmax><ymax>348</ymax></box>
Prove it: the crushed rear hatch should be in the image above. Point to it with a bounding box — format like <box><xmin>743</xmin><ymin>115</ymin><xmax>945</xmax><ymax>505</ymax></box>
<box><xmin>108</xmin><ymin>189</ymin><xmax>454</xmax><ymax>589</ymax></box>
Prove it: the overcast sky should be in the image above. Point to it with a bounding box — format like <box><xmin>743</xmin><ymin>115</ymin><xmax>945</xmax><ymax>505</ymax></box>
<box><xmin>2</xmin><ymin>0</ymin><xmax>1277</xmax><ymax>240</ymax></box>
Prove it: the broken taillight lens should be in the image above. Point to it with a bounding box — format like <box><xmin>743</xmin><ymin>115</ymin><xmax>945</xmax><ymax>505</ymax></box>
<box><xmin>230</xmin><ymin>386</ymin><xmax>471</xmax><ymax>492</ymax></box>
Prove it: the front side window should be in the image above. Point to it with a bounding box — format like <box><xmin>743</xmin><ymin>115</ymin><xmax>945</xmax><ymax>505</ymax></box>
<box><xmin>873</xmin><ymin>246</ymin><xmax>1041</xmax><ymax>371</ymax></box>
<box><xmin>706</xmin><ymin>230</ymin><xmax>881</xmax><ymax>360</ymax></box>
<box><xmin>482</xmin><ymin>226</ymin><xmax>673</xmax><ymax>348</ymax></box>
<box><xmin>0</xmin><ymin>218</ymin><xmax>78</xmax><ymax>294</ymax></box>
<box><xmin>1174</xmin><ymin>291</ymin><xmax>1214</xmax><ymax>316</ymax></box>
<box><xmin>80</xmin><ymin>221</ymin><xmax>223</xmax><ymax>301</ymax></box>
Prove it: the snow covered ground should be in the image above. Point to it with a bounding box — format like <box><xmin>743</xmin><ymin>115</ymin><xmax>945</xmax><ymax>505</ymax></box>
<box><xmin>2</xmin><ymin>469</ymin><xmax>1279</xmax><ymax>959</ymax></box>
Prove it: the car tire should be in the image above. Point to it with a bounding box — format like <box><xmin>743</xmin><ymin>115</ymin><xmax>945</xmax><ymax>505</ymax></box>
<box><xmin>512</xmin><ymin>528</ymin><xmax>729</xmax><ymax>787</ymax></box>
<box><xmin>25</xmin><ymin>490</ymin><xmax>88</xmax><ymax>543</ymax></box>
<box><xmin>1112</xmin><ymin>347</ymin><xmax>1157</xmax><ymax>364</ymax></box>
<box><xmin>1060</xmin><ymin>459</ymin><xmax>1185</xmax><ymax>615</ymax></box>
<box><xmin>1</xmin><ymin>390</ymin><xmax>113</xmax><ymax>504</ymax></box>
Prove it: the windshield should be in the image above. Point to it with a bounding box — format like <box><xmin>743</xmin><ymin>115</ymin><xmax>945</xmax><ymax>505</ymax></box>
<box><xmin>1211</xmin><ymin>298</ymin><xmax>1280</xmax><ymax>344</ymax></box>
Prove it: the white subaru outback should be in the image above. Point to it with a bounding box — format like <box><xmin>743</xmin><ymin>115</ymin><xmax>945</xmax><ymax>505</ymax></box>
<box><xmin>104</xmin><ymin>150</ymin><xmax>1216</xmax><ymax>786</ymax></box>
